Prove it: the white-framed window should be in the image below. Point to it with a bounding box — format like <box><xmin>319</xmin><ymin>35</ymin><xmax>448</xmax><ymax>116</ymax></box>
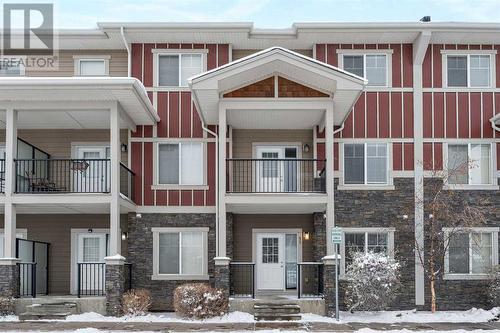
<box><xmin>447</xmin><ymin>143</ymin><xmax>493</xmax><ymax>185</ymax></box>
<box><xmin>152</xmin><ymin>227</ymin><xmax>209</xmax><ymax>280</ymax></box>
<box><xmin>0</xmin><ymin>58</ymin><xmax>24</xmax><ymax>76</ymax></box>
<box><xmin>342</xmin><ymin>54</ymin><xmax>388</xmax><ymax>86</ymax></box>
<box><xmin>340</xmin><ymin>228</ymin><xmax>395</xmax><ymax>275</ymax></box>
<box><xmin>343</xmin><ymin>143</ymin><xmax>389</xmax><ymax>185</ymax></box>
<box><xmin>157</xmin><ymin>142</ymin><xmax>204</xmax><ymax>186</ymax></box>
<box><xmin>73</xmin><ymin>56</ymin><xmax>110</xmax><ymax>76</ymax></box>
<box><xmin>444</xmin><ymin>227</ymin><xmax>499</xmax><ymax>279</ymax></box>
<box><xmin>155</xmin><ymin>52</ymin><xmax>205</xmax><ymax>87</ymax></box>
<box><xmin>443</xmin><ymin>53</ymin><xmax>495</xmax><ymax>88</ymax></box>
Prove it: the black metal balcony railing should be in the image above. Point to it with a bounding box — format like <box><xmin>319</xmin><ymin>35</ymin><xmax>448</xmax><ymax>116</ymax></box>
<box><xmin>297</xmin><ymin>262</ymin><xmax>324</xmax><ymax>298</ymax></box>
<box><xmin>0</xmin><ymin>159</ymin><xmax>4</xmax><ymax>193</ymax></box>
<box><xmin>227</xmin><ymin>159</ymin><xmax>326</xmax><ymax>193</ymax></box>
<box><xmin>77</xmin><ymin>262</ymin><xmax>106</xmax><ymax>297</ymax></box>
<box><xmin>12</xmin><ymin>159</ymin><xmax>135</xmax><ymax>201</ymax></box>
<box><xmin>229</xmin><ymin>262</ymin><xmax>255</xmax><ymax>298</ymax></box>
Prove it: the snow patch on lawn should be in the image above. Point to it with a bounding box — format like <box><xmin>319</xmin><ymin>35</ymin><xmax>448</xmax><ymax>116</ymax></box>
<box><xmin>302</xmin><ymin>307</ymin><xmax>500</xmax><ymax>323</ymax></box>
<box><xmin>0</xmin><ymin>315</ymin><xmax>18</xmax><ymax>322</ymax></box>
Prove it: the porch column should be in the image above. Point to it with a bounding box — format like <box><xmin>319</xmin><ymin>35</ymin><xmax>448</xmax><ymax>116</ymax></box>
<box><xmin>323</xmin><ymin>102</ymin><xmax>338</xmax><ymax>317</ymax></box>
<box><xmin>105</xmin><ymin>102</ymin><xmax>125</xmax><ymax>316</ymax></box>
<box><xmin>325</xmin><ymin>103</ymin><xmax>335</xmax><ymax>256</ymax></box>
<box><xmin>214</xmin><ymin>102</ymin><xmax>230</xmax><ymax>295</ymax></box>
<box><xmin>0</xmin><ymin>107</ymin><xmax>20</xmax><ymax>298</ymax></box>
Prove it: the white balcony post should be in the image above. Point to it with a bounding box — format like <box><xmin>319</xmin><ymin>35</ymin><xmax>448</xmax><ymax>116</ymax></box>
<box><xmin>217</xmin><ymin>103</ymin><xmax>227</xmax><ymax>259</ymax></box>
<box><xmin>3</xmin><ymin>107</ymin><xmax>18</xmax><ymax>261</ymax></box>
<box><xmin>325</xmin><ymin>103</ymin><xmax>335</xmax><ymax>256</ymax></box>
<box><xmin>109</xmin><ymin>103</ymin><xmax>122</xmax><ymax>257</ymax></box>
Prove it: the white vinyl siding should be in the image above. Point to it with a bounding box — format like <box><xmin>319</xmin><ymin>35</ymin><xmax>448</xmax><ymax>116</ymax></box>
<box><xmin>158</xmin><ymin>143</ymin><xmax>203</xmax><ymax>185</ymax></box>
<box><xmin>447</xmin><ymin>143</ymin><xmax>492</xmax><ymax>185</ymax></box>
<box><xmin>158</xmin><ymin>53</ymin><xmax>203</xmax><ymax>87</ymax></box>
<box><xmin>152</xmin><ymin>227</ymin><xmax>208</xmax><ymax>280</ymax></box>
<box><xmin>344</xmin><ymin>143</ymin><xmax>388</xmax><ymax>185</ymax></box>
<box><xmin>343</xmin><ymin>54</ymin><xmax>388</xmax><ymax>86</ymax></box>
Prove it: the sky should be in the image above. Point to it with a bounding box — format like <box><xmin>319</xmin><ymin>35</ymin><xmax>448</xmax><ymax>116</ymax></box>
<box><xmin>2</xmin><ymin>0</ymin><xmax>500</xmax><ymax>29</ymax></box>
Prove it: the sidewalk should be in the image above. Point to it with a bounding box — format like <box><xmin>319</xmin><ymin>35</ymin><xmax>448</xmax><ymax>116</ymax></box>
<box><xmin>0</xmin><ymin>320</ymin><xmax>498</xmax><ymax>332</ymax></box>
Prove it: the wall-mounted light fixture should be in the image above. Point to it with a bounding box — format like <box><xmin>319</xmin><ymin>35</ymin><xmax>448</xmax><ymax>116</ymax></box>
<box><xmin>121</xmin><ymin>232</ymin><xmax>128</xmax><ymax>241</ymax></box>
<box><xmin>121</xmin><ymin>143</ymin><xmax>128</xmax><ymax>153</ymax></box>
<box><xmin>135</xmin><ymin>213</ymin><xmax>142</xmax><ymax>219</ymax></box>
<box><xmin>87</xmin><ymin>228</ymin><xmax>93</xmax><ymax>233</ymax></box>
<box><xmin>303</xmin><ymin>231</ymin><xmax>310</xmax><ymax>241</ymax></box>
<box><xmin>303</xmin><ymin>143</ymin><xmax>310</xmax><ymax>153</ymax></box>
<box><xmin>428</xmin><ymin>214</ymin><xmax>434</xmax><ymax>219</ymax></box>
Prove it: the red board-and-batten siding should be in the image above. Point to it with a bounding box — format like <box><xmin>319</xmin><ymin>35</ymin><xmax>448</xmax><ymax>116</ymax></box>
<box><xmin>314</xmin><ymin>44</ymin><xmax>416</xmax><ymax>172</ymax></box>
<box><xmin>421</xmin><ymin>44</ymin><xmax>500</xmax><ymax>171</ymax></box>
<box><xmin>130</xmin><ymin>43</ymin><xmax>230</xmax><ymax>206</ymax></box>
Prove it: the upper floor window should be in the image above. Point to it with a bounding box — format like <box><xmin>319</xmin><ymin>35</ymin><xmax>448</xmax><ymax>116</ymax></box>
<box><xmin>157</xmin><ymin>142</ymin><xmax>203</xmax><ymax>186</ymax></box>
<box><xmin>447</xmin><ymin>143</ymin><xmax>492</xmax><ymax>185</ymax></box>
<box><xmin>343</xmin><ymin>54</ymin><xmax>388</xmax><ymax>86</ymax></box>
<box><xmin>0</xmin><ymin>59</ymin><xmax>24</xmax><ymax>76</ymax></box>
<box><xmin>445</xmin><ymin>54</ymin><xmax>493</xmax><ymax>88</ymax></box>
<box><xmin>444</xmin><ymin>228</ymin><xmax>498</xmax><ymax>278</ymax></box>
<box><xmin>344</xmin><ymin>143</ymin><xmax>388</xmax><ymax>185</ymax></box>
<box><xmin>74</xmin><ymin>56</ymin><xmax>110</xmax><ymax>76</ymax></box>
<box><xmin>157</xmin><ymin>53</ymin><xmax>204</xmax><ymax>87</ymax></box>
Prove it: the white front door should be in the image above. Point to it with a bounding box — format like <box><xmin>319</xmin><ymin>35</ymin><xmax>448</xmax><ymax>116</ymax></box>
<box><xmin>256</xmin><ymin>233</ymin><xmax>285</xmax><ymax>290</ymax></box>
<box><xmin>74</xmin><ymin>147</ymin><xmax>109</xmax><ymax>192</ymax></box>
<box><xmin>256</xmin><ymin>147</ymin><xmax>283</xmax><ymax>192</ymax></box>
<box><xmin>77</xmin><ymin>233</ymin><xmax>107</xmax><ymax>293</ymax></box>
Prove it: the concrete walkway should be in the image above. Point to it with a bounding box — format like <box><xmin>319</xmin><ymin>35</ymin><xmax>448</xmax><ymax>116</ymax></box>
<box><xmin>0</xmin><ymin>320</ymin><xmax>498</xmax><ymax>331</ymax></box>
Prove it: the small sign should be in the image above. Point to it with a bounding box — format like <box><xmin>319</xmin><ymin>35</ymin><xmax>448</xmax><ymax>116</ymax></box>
<box><xmin>331</xmin><ymin>227</ymin><xmax>342</xmax><ymax>244</ymax></box>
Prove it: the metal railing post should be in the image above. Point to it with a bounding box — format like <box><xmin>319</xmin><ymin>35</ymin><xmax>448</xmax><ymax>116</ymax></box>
<box><xmin>297</xmin><ymin>264</ymin><xmax>301</xmax><ymax>299</ymax></box>
<box><xmin>77</xmin><ymin>263</ymin><xmax>81</xmax><ymax>298</ymax></box>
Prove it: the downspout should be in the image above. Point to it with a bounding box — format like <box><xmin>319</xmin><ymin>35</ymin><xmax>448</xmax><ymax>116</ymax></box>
<box><xmin>120</xmin><ymin>26</ymin><xmax>131</xmax><ymax>77</ymax></box>
<box><xmin>491</xmin><ymin>118</ymin><xmax>500</xmax><ymax>133</ymax></box>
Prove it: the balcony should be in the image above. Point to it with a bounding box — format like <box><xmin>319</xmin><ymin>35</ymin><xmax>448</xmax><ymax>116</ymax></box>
<box><xmin>13</xmin><ymin>159</ymin><xmax>135</xmax><ymax>202</ymax></box>
<box><xmin>227</xmin><ymin>159</ymin><xmax>326</xmax><ymax>194</ymax></box>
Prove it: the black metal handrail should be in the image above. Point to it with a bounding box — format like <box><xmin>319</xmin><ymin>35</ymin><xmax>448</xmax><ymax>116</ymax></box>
<box><xmin>227</xmin><ymin>159</ymin><xmax>326</xmax><ymax>193</ymax></box>
<box><xmin>297</xmin><ymin>262</ymin><xmax>324</xmax><ymax>299</ymax></box>
<box><xmin>120</xmin><ymin>163</ymin><xmax>135</xmax><ymax>202</ymax></box>
<box><xmin>15</xmin><ymin>159</ymin><xmax>111</xmax><ymax>194</ymax></box>
<box><xmin>18</xmin><ymin>262</ymin><xmax>36</xmax><ymax>298</ymax></box>
<box><xmin>77</xmin><ymin>262</ymin><xmax>105</xmax><ymax>297</ymax></box>
<box><xmin>229</xmin><ymin>262</ymin><xmax>255</xmax><ymax>298</ymax></box>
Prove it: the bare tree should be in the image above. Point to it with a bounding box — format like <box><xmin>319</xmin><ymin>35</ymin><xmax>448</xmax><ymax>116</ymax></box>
<box><xmin>412</xmin><ymin>159</ymin><xmax>487</xmax><ymax>312</ymax></box>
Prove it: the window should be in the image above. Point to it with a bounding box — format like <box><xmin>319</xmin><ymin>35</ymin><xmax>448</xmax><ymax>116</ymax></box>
<box><xmin>447</xmin><ymin>144</ymin><xmax>491</xmax><ymax>185</ymax></box>
<box><xmin>445</xmin><ymin>228</ymin><xmax>498</xmax><ymax>278</ymax></box>
<box><xmin>152</xmin><ymin>227</ymin><xmax>208</xmax><ymax>279</ymax></box>
<box><xmin>344</xmin><ymin>143</ymin><xmax>388</xmax><ymax>185</ymax></box>
<box><xmin>158</xmin><ymin>53</ymin><xmax>203</xmax><ymax>87</ymax></box>
<box><xmin>158</xmin><ymin>143</ymin><xmax>203</xmax><ymax>185</ymax></box>
<box><xmin>341</xmin><ymin>228</ymin><xmax>394</xmax><ymax>275</ymax></box>
<box><xmin>79</xmin><ymin>59</ymin><xmax>106</xmax><ymax>76</ymax></box>
<box><xmin>446</xmin><ymin>54</ymin><xmax>492</xmax><ymax>88</ymax></box>
<box><xmin>0</xmin><ymin>60</ymin><xmax>23</xmax><ymax>77</ymax></box>
<box><xmin>343</xmin><ymin>54</ymin><xmax>387</xmax><ymax>86</ymax></box>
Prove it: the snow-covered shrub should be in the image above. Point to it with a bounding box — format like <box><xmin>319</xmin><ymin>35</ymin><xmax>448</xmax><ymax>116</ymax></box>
<box><xmin>121</xmin><ymin>289</ymin><xmax>152</xmax><ymax>316</ymax></box>
<box><xmin>489</xmin><ymin>265</ymin><xmax>500</xmax><ymax>307</ymax></box>
<box><xmin>173</xmin><ymin>283</ymin><xmax>228</xmax><ymax>319</ymax></box>
<box><xmin>344</xmin><ymin>251</ymin><xmax>401</xmax><ymax>312</ymax></box>
<box><xmin>0</xmin><ymin>297</ymin><xmax>15</xmax><ymax>315</ymax></box>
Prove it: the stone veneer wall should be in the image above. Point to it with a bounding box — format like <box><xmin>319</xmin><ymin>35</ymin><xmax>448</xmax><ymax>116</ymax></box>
<box><xmin>423</xmin><ymin>179</ymin><xmax>500</xmax><ymax>310</ymax></box>
<box><xmin>334</xmin><ymin>178</ymin><xmax>416</xmax><ymax>310</ymax></box>
<box><xmin>127</xmin><ymin>213</ymin><xmax>217</xmax><ymax>311</ymax></box>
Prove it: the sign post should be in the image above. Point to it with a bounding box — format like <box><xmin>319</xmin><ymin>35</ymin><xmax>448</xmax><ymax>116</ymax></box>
<box><xmin>331</xmin><ymin>227</ymin><xmax>342</xmax><ymax>321</ymax></box>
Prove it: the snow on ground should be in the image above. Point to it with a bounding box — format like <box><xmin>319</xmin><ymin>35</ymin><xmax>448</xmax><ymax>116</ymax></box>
<box><xmin>12</xmin><ymin>330</ymin><xmax>500</xmax><ymax>333</ymax></box>
<box><xmin>303</xmin><ymin>307</ymin><xmax>500</xmax><ymax>323</ymax></box>
<box><xmin>61</xmin><ymin>307</ymin><xmax>500</xmax><ymax>324</ymax></box>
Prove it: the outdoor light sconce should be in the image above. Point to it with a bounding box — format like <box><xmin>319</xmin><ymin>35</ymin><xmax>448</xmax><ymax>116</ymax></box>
<box><xmin>87</xmin><ymin>228</ymin><xmax>93</xmax><ymax>233</ymax></box>
<box><xmin>136</xmin><ymin>213</ymin><xmax>142</xmax><ymax>219</ymax></box>
<box><xmin>303</xmin><ymin>231</ymin><xmax>310</xmax><ymax>240</ymax></box>
<box><xmin>121</xmin><ymin>232</ymin><xmax>128</xmax><ymax>241</ymax></box>
<box><xmin>121</xmin><ymin>143</ymin><xmax>128</xmax><ymax>153</ymax></box>
<box><xmin>402</xmin><ymin>214</ymin><xmax>408</xmax><ymax>220</ymax></box>
<box><xmin>303</xmin><ymin>143</ymin><xmax>310</xmax><ymax>153</ymax></box>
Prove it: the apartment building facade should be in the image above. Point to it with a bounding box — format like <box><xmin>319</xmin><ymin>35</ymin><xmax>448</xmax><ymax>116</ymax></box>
<box><xmin>0</xmin><ymin>21</ymin><xmax>498</xmax><ymax>316</ymax></box>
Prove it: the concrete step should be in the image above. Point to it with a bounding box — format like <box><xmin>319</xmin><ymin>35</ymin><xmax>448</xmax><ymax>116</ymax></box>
<box><xmin>20</xmin><ymin>302</ymin><xmax>77</xmax><ymax>320</ymax></box>
<box><xmin>254</xmin><ymin>313</ymin><xmax>302</xmax><ymax>321</ymax></box>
